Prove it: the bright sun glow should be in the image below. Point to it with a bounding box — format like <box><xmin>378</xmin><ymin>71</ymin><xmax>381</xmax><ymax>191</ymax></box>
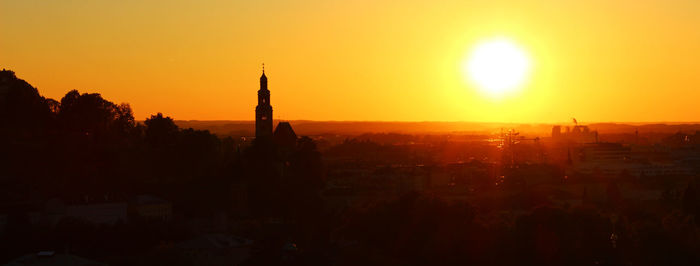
<box><xmin>464</xmin><ymin>38</ymin><xmax>532</xmax><ymax>98</ymax></box>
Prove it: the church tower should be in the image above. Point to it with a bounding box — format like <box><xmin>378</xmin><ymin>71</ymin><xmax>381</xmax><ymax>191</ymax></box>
<box><xmin>255</xmin><ymin>66</ymin><xmax>273</xmax><ymax>140</ymax></box>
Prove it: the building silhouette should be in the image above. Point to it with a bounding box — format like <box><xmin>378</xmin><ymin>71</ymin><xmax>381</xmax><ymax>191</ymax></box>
<box><xmin>273</xmin><ymin>121</ymin><xmax>297</xmax><ymax>149</ymax></box>
<box><xmin>551</xmin><ymin>124</ymin><xmax>598</xmax><ymax>143</ymax></box>
<box><xmin>254</xmin><ymin>67</ymin><xmax>297</xmax><ymax>145</ymax></box>
<box><xmin>255</xmin><ymin>68</ymin><xmax>273</xmax><ymax>140</ymax></box>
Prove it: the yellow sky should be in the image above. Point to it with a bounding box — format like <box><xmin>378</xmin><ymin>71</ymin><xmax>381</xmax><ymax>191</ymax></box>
<box><xmin>1</xmin><ymin>0</ymin><xmax>699</xmax><ymax>123</ymax></box>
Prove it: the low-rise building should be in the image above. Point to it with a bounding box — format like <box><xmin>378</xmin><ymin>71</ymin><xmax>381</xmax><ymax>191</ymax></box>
<box><xmin>129</xmin><ymin>194</ymin><xmax>172</xmax><ymax>222</ymax></box>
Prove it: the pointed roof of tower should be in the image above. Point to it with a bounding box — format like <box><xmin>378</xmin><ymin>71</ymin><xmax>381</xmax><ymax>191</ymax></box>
<box><xmin>260</xmin><ymin>63</ymin><xmax>267</xmax><ymax>81</ymax></box>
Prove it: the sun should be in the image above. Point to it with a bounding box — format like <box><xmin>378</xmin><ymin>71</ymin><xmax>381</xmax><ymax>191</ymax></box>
<box><xmin>463</xmin><ymin>38</ymin><xmax>532</xmax><ymax>98</ymax></box>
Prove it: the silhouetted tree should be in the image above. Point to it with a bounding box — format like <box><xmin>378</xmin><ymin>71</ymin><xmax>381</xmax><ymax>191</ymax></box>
<box><xmin>58</xmin><ymin>90</ymin><xmax>134</xmax><ymax>139</ymax></box>
<box><xmin>0</xmin><ymin>70</ymin><xmax>55</xmax><ymax>136</ymax></box>
<box><xmin>287</xmin><ymin>136</ymin><xmax>325</xmax><ymax>192</ymax></box>
<box><xmin>144</xmin><ymin>113</ymin><xmax>179</xmax><ymax>148</ymax></box>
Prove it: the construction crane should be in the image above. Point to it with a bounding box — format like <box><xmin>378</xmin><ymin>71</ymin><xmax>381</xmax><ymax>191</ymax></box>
<box><xmin>497</xmin><ymin>129</ymin><xmax>541</xmax><ymax>167</ymax></box>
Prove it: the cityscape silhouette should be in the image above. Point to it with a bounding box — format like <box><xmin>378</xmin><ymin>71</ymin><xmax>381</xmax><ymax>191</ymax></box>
<box><xmin>2</xmin><ymin>1</ymin><xmax>700</xmax><ymax>265</ymax></box>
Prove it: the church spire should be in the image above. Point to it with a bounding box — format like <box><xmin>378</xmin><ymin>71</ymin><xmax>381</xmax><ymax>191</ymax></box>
<box><xmin>260</xmin><ymin>63</ymin><xmax>268</xmax><ymax>90</ymax></box>
<box><xmin>256</xmin><ymin>65</ymin><xmax>273</xmax><ymax>140</ymax></box>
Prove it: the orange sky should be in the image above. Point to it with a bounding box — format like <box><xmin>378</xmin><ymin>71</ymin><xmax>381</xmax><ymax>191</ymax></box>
<box><xmin>1</xmin><ymin>0</ymin><xmax>699</xmax><ymax>123</ymax></box>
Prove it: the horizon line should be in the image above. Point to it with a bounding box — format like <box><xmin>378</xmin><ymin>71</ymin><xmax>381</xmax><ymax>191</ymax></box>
<box><xmin>165</xmin><ymin>120</ymin><xmax>700</xmax><ymax>125</ymax></box>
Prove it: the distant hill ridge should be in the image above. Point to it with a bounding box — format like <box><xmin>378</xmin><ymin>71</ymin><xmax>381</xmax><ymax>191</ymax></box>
<box><xmin>173</xmin><ymin>120</ymin><xmax>700</xmax><ymax>137</ymax></box>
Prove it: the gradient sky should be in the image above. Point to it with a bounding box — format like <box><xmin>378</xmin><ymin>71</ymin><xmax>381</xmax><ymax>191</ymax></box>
<box><xmin>1</xmin><ymin>0</ymin><xmax>699</xmax><ymax>123</ymax></box>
